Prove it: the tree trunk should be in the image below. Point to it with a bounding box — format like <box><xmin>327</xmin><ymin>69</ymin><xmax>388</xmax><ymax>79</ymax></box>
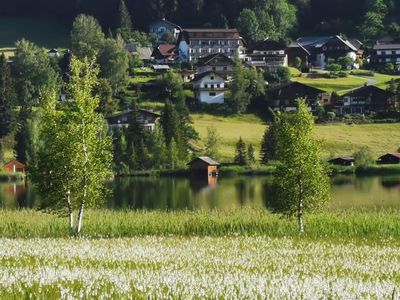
<box><xmin>67</xmin><ymin>189</ymin><xmax>73</xmax><ymax>230</ymax></box>
<box><xmin>298</xmin><ymin>198</ymin><xmax>304</xmax><ymax>234</ymax></box>
<box><xmin>77</xmin><ymin>204</ymin><xmax>84</xmax><ymax>234</ymax></box>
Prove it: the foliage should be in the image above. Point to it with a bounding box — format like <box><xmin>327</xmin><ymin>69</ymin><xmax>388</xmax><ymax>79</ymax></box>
<box><xmin>276</xmin><ymin>66</ymin><xmax>291</xmax><ymax>82</ymax></box>
<box><xmin>247</xmin><ymin>144</ymin><xmax>256</xmax><ymax>165</ymax></box>
<box><xmin>228</xmin><ymin>56</ymin><xmax>250</xmax><ymax>114</ymax></box>
<box><xmin>234</xmin><ymin>137</ymin><xmax>247</xmax><ymax>165</ymax></box>
<box><xmin>71</xmin><ymin>14</ymin><xmax>105</xmax><ymax>59</ymax></box>
<box><xmin>260</xmin><ymin>118</ymin><xmax>279</xmax><ymax>164</ymax></box>
<box><xmin>0</xmin><ymin>54</ymin><xmax>15</xmax><ymax>138</ymax></box>
<box><xmin>294</xmin><ymin>57</ymin><xmax>302</xmax><ymax>70</ymax></box>
<box><xmin>117</xmin><ymin>0</ymin><xmax>133</xmax><ymax>41</ymax></box>
<box><xmin>95</xmin><ymin>78</ymin><xmax>119</xmax><ymax>116</ymax></box>
<box><xmin>271</xmin><ymin>100</ymin><xmax>330</xmax><ymax>232</ymax></box>
<box><xmin>156</xmin><ymin>70</ymin><xmax>184</xmax><ymax>99</ymax></box>
<box><xmin>236</xmin><ymin>9</ymin><xmax>262</xmax><ymax>44</ymax></box>
<box><xmin>337</xmin><ymin>56</ymin><xmax>354</xmax><ymax>70</ymax></box>
<box><xmin>326</xmin><ymin>62</ymin><xmax>342</xmax><ymax>72</ymax></box>
<box><xmin>353</xmin><ymin>146</ymin><xmax>375</xmax><ymax>167</ymax></box>
<box><xmin>204</xmin><ymin>127</ymin><xmax>220</xmax><ymax>160</ymax></box>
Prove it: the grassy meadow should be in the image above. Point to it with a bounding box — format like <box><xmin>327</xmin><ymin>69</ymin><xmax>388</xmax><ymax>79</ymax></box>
<box><xmin>192</xmin><ymin>113</ymin><xmax>400</xmax><ymax>161</ymax></box>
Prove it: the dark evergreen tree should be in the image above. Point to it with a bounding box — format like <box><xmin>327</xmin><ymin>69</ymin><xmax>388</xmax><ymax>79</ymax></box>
<box><xmin>260</xmin><ymin>118</ymin><xmax>279</xmax><ymax>164</ymax></box>
<box><xmin>228</xmin><ymin>56</ymin><xmax>250</xmax><ymax>114</ymax></box>
<box><xmin>117</xmin><ymin>0</ymin><xmax>133</xmax><ymax>41</ymax></box>
<box><xmin>0</xmin><ymin>54</ymin><xmax>15</xmax><ymax>138</ymax></box>
<box><xmin>247</xmin><ymin>144</ymin><xmax>256</xmax><ymax>165</ymax></box>
<box><xmin>234</xmin><ymin>137</ymin><xmax>247</xmax><ymax>165</ymax></box>
<box><xmin>112</xmin><ymin>128</ymin><xmax>126</xmax><ymax>173</ymax></box>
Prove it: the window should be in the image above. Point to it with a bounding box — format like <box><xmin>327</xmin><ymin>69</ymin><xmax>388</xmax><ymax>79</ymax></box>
<box><xmin>209</xmin><ymin>92</ymin><xmax>216</xmax><ymax>96</ymax></box>
<box><xmin>204</xmin><ymin>84</ymin><xmax>208</xmax><ymax>88</ymax></box>
<box><xmin>217</xmin><ymin>84</ymin><xmax>220</xmax><ymax>88</ymax></box>
<box><xmin>223</xmin><ymin>67</ymin><xmax>227</xmax><ymax>71</ymax></box>
<box><xmin>212</xmin><ymin>67</ymin><xmax>216</xmax><ymax>71</ymax></box>
<box><xmin>211</xmin><ymin>84</ymin><xmax>215</xmax><ymax>89</ymax></box>
<box><xmin>210</xmin><ymin>76</ymin><xmax>214</xmax><ymax>80</ymax></box>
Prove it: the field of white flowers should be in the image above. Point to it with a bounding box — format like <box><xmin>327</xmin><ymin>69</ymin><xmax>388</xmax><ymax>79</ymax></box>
<box><xmin>0</xmin><ymin>237</ymin><xmax>399</xmax><ymax>299</ymax></box>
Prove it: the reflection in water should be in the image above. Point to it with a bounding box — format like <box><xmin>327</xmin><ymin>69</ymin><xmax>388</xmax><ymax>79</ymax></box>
<box><xmin>1</xmin><ymin>175</ymin><xmax>399</xmax><ymax>211</ymax></box>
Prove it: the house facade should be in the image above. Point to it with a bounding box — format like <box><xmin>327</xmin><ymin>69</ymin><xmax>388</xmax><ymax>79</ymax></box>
<box><xmin>371</xmin><ymin>36</ymin><xmax>400</xmax><ymax>70</ymax></box>
<box><xmin>3</xmin><ymin>160</ymin><xmax>26</xmax><ymax>173</ymax></box>
<box><xmin>287</xmin><ymin>35</ymin><xmax>363</xmax><ymax>69</ymax></box>
<box><xmin>197</xmin><ymin>53</ymin><xmax>234</xmax><ymax>78</ymax></box>
<box><xmin>377</xmin><ymin>153</ymin><xmax>400</xmax><ymax>164</ymax></box>
<box><xmin>106</xmin><ymin>109</ymin><xmax>160</xmax><ymax>131</ymax></box>
<box><xmin>267</xmin><ymin>81</ymin><xmax>327</xmax><ymax>111</ymax></box>
<box><xmin>188</xmin><ymin>156</ymin><xmax>220</xmax><ymax>177</ymax></box>
<box><xmin>148</xmin><ymin>19</ymin><xmax>181</xmax><ymax>43</ymax></box>
<box><xmin>245</xmin><ymin>39</ymin><xmax>288</xmax><ymax>72</ymax></box>
<box><xmin>177</xmin><ymin>28</ymin><xmax>245</xmax><ymax>62</ymax></box>
<box><xmin>334</xmin><ymin>85</ymin><xmax>395</xmax><ymax>115</ymax></box>
<box><xmin>192</xmin><ymin>71</ymin><xmax>227</xmax><ymax>104</ymax></box>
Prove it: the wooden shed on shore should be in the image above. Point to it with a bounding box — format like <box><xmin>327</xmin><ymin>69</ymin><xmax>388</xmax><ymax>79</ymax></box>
<box><xmin>328</xmin><ymin>157</ymin><xmax>355</xmax><ymax>166</ymax></box>
<box><xmin>377</xmin><ymin>153</ymin><xmax>400</xmax><ymax>165</ymax></box>
<box><xmin>2</xmin><ymin>160</ymin><xmax>26</xmax><ymax>173</ymax></box>
<box><xmin>188</xmin><ymin>157</ymin><xmax>220</xmax><ymax>177</ymax></box>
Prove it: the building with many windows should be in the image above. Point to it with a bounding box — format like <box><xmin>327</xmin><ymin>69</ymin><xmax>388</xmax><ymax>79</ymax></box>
<box><xmin>371</xmin><ymin>36</ymin><xmax>400</xmax><ymax>69</ymax></box>
<box><xmin>177</xmin><ymin>28</ymin><xmax>245</xmax><ymax>62</ymax></box>
<box><xmin>192</xmin><ymin>71</ymin><xmax>227</xmax><ymax>104</ymax></box>
<box><xmin>244</xmin><ymin>39</ymin><xmax>288</xmax><ymax>72</ymax></box>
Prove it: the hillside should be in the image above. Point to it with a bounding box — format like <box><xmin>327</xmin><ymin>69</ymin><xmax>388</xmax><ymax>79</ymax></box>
<box><xmin>192</xmin><ymin>114</ymin><xmax>400</xmax><ymax>161</ymax></box>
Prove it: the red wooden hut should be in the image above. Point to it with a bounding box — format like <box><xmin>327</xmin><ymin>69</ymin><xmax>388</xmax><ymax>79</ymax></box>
<box><xmin>2</xmin><ymin>160</ymin><xmax>26</xmax><ymax>173</ymax></box>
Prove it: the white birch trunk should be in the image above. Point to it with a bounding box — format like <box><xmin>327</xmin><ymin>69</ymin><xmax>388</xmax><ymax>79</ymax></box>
<box><xmin>298</xmin><ymin>198</ymin><xmax>304</xmax><ymax>233</ymax></box>
<box><xmin>67</xmin><ymin>189</ymin><xmax>74</xmax><ymax>230</ymax></box>
<box><xmin>77</xmin><ymin>204</ymin><xmax>84</xmax><ymax>234</ymax></box>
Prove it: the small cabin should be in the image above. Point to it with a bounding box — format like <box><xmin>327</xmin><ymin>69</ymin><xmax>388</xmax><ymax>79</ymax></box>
<box><xmin>3</xmin><ymin>160</ymin><xmax>26</xmax><ymax>173</ymax></box>
<box><xmin>188</xmin><ymin>157</ymin><xmax>220</xmax><ymax>177</ymax></box>
<box><xmin>377</xmin><ymin>153</ymin><xmax>400</xmax><ymax>165</ymax></box>
<box><xmin>328</xmin><ymin>157</ymin><xmax>355</xmax><ymax>166</ymax></box>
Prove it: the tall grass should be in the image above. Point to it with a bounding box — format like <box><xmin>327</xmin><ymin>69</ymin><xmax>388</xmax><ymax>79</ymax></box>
<box><xmin>1</xmin><ymin>209</ymin><xmax>399</xmax><ymax>240</ymax></box>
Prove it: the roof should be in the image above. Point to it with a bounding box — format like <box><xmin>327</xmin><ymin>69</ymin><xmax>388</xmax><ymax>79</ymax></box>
<box><xmin>192</xmin><ymin>71</ymin><xmax>225</xmax><ymax>82</ymax></box>
<box><xmin>379</xmin><ymin>153</ymin><xmax>400</xmax><ymax>159</ymax></box>
<box><xmin>247</xmin><ymin>39</ymin><xmax>286</xmax><ymax>52</ymax></box>
<box><xmin>295</xmin><ymin>35</ymin><xmax>358</xmax><ymax>52</ymax></box>
<box><xmin>287</xmin><ymin>42</ymin><xmax>311</xmax><ymax>55</ymax></box>
<box><xmin>197</xmin><ymin>53</ymin><xmax>234</xmax><ymax>67</ymax></box>
<box><xmin>152</xmin><ymin>64</ymin><xmax>170</xmax><ymax>70</ymax></box>
<box><xmin>188</xmin><ymin>156</ymin><xmax>220</xmax><ymax>166</ymax></box>
<box><xmin>269</xmin><ymin>81</ymin><xmax>325</xmax><ymax>95</ymax></box>
<box><xmin>125</xmin><ymin>42</ymin><xmax>137</xmax><ymax>53</ymax></box>
<box><xmin>157</xmin><ymin>44</ymin><xmax>176</xmax><ymax>56</ymax></box>
<box><xmin>150</xmin><ymin>18</ymin><xmax>181</xmax><ymax>29</ymax></box>
<box><xmin>107</xmin><ymin>109</ymin><xmax>161</xmax><ymax>119</ymax></box>
<box><xmin>373</xmin><ymin>44</ymin><xmax>400</xmax><ymax>50</ymax></box>
<box><xmin>178</xmin><ymin>28</ymin><xmax>242</xmax><ymax>43</ymax></box>
<box><xmin>3</xmin><ymin>159</ymin><xmax>26</xmax><ymax>168</ymax></box>
<box><xmin>137</xmin><ymin>47</ymin><xmax>152</xmax><ymax>60</ymax></box>
<box><xmin>329</xmin><ymin>157</ymin><xmax>355</xmax><ymax>161</ymax></box>
<box><xmin>341</xmin><ymin>85</ymin><xmax>393</xmax><ymax>98</ymax></box>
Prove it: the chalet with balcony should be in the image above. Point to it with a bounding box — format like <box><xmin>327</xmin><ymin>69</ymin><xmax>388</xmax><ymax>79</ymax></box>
<box><xmin>371</xmin><ymin>36</ymin><xmax>400</xmax><ymax>70</ymax></box>
<box><xmin>267</xmin><ymin>81</ymin><xmax>326</xmax><ymax>111</ymax></box>
<box><xmin>106</xmin><ymin>109</ymin><xmax>160</xmax><ymax>131</ymax></box>
<box><xmin>197</xmin><ymin>53</ymin><xmax>234</xmax><ymax>79</ymax></box>
<box><xmin>287</xmin><ymin>35</ymin><xmax>363</xmax><ymax>69</ymax></box>
<box><xmin>245</xmin><ymin>39</ymin><xmax>288</xmax><ymax>72</ymax></box>
<box><xmin>328</xmin><ymin>157</ymin><xmax>355</xmax><ymax>166</ymax></box>
<box><xmin>377</xmin><ymin>153</ymin><xmax>400</xmax><ymax>165</ymax></box>
<box><xmin>149</xmin><ymin>19</ymin><xmax>181</xmax><ymax>43</ymax></box>
<box><xmin>192</xmin><ymin>71</ymin><xmax>227</xmax><ymax>104</ymax></box>
<box><xmin>334</xmin><ymin>85</ymin><xmax>395</xmax><ymax>115</ymax></box>
<box><xmin>177</xmin><ymin>28</ymin><xmax>245</xmax><ymax>62</ymax></box>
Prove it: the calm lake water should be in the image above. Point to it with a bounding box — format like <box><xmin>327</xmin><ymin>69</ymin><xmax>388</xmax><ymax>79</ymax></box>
<box><xmin>1</xmin><ymin>175</ymin><xmax>399</xmax><ymax>210</ymax></box>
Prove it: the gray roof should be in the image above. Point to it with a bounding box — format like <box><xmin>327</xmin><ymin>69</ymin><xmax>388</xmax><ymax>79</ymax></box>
<box><xmin>152</xmin><ymin>64</ymin><xmax>170</xmax><ymax>70</ymax></box>
<box><xmin>137</xmin><ymin>47</ymin><xmax>152</xmax><ymax>60</ymax></box>
<box><xmin>191</xmin><ymin>156</ymin><xmax>220</xmax><ymax>166</ymax></box>
<box><xmin>295</xmin><ymin>35</ymin><xmax>358</xmax><ymax>52</ymax></box>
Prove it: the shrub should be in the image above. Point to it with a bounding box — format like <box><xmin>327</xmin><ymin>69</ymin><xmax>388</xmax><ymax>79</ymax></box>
<box><xmin>353</xmin><ymin>146</ymin><xmax>375</xmax><ymax>167</ymax></box>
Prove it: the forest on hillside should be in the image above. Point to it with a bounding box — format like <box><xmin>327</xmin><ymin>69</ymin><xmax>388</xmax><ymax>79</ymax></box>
<box><xmin>1</xmin><ymin>0</ymin><xmax>399</xmax><ymax>43</ymax></box>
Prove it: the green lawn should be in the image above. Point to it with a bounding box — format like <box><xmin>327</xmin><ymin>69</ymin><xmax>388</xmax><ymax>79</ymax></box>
<box><xmin>192</xmin><ymin>113</ymin><xmax>400</xmax><ymax>161</ymax></box>
<box><xmin>0</xmin><ymin>17</ymin><xmax>69</xmax><ymax>48</ymax></box>
<box><xmin>292</xmin><ymin>72</ymin><xmax>400</xmax><ymax>94</ymax></box>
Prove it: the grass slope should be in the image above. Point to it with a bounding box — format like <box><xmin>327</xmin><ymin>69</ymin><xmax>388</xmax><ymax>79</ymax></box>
<box><xmin>0</xmin><ymin>17</ymin><xmax>69</xmax><ymax>49</ymax></box>
<box><xmin>192</xmin><ymin>113</ymin><xmax>400</xmax><ymax>161</ymax></box>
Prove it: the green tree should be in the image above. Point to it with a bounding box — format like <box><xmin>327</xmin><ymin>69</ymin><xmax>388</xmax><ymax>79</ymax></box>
<box><xmin>234</xmin><ymin>137</ymin><xmax>247</xmax><ymax>165</ymax></box>
<box><xmin>98</xmin><ymin>36</ymin><xmax>130</xmax><ymax>95</ymax></box>
<box><xmin>229</xmin><ymin>56</ymin><xmax>250</xmax><ymax>114</ymax></box>
<box><xmin>337</xmin><ymin>56</ymin><xmax>353</xmax><ymax>70</ymax></box>
<box><xmin>117</xmin><ymin>0</ymin><xmax>133</xmax><ymax>41</ymax></box>
<box><xmin>204</xmin><ymin>127</ymin><xmax>220</xmax><ymax>159</ymax></box>
<box><xmin>95</xmin><ymin>78</ymin><xmax>119</xmax><ymax>116</ymax></box>
<box><xmin>71</xmin><ymin>14</ymin><xmax>105</xmax><ymax>59</ymax></box>
<box><xmin>33</xmin><ymin>56</ymin><xmax>112</xmax><ymax>234</ymax></box>
<box><xmin>236</xmin><ymin>9</ymin><xmax>261</xmax><ymax>43</ymax></box>
<box><xmin>276</xmin><ymin>66</ymin><xmax>291</xmax><ymax>82</ymax></box>
<box><xmin>13</xmin><ymin>39</ymin><xmax>58</xmax><ymax>113</ymax></box>
<box><xmin>353</xmin><ymin>146</ymin><xmax>375</xmax><ymax>168</ymax></box>
<box><xmin>271</xmin><ymin>100</ymin><xmax>330</xmax><ymax>233</ymax></box>
<box><xmin>157</xmin><ymin>70</ymin><xmax>184</xmax><ymax>99</ymax></box>
<box><xmin>294</xmin><ymin>57</ymin><xmax>302</xmax><ymax>70</ymax></box>
<box><xmin>0</xmin><ymin>54</ymin><xmax>15</xmax><ymax>138</ymax></box>
<box><xmin>0</xmin><ymin>142</ymin><xmax>4</xmax><ymax>165</ymax></box>
<box><xmin>112</xmin><ymin>128</ymin><xmax>127</xmax><ymax>173</ymax></box>
<box><xmin>360</xmin><ymin>0</ymin><xmax>387</xmax><ymax>43</ymax></box>
<box><xmin>260</xmin><ymin>117</ymin><xmax>279</xmax><ymax>164</ymax></box>
<box><xmin>246</xmin><ymin>67</ymin><xmax>266</xmax><ymax>100</ymax></box>
<box><xmin>247</xmin><ymin>144</ymin><xmax>256</xmax><ymax>165</ymax></box>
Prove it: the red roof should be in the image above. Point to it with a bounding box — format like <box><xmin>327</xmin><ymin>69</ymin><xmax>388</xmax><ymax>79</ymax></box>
<box><xmin>390</xmin><ymin>153</ymin><xmax>400</xmax><ymax>158</ymax></box>
<box><xmin>158</xmin><ymin>44</ymin><xmax>176</xmax><ymax>56</ymax></box>
<box><xmin>3</xmin><ymin>159</ymin><xmax>26</xmax><ymax>168</ymax></box>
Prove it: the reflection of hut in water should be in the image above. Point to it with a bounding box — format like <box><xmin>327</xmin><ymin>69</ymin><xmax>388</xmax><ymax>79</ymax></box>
<box><xmin>188</xmin><ymin>157</ymin><xmax>219</xmax><ymax>178</ymax></box>
<box><xmin>5</xmin><ymin>182</ymin><xmax>26</xmax><ymax>198</ymax></box>
<box><xmin>189</xmin><ymin>176</ymin><xmax>218</xmax><ymax>194</ymax></box>
<box><xmin>381</xmin><ymin>176</ymin><xmax>400</xmax><ymax>189</ymax></box>
<box><xmin>2</xmin><ymin>160</ymin><xmax>26</xmax><ymax>173</ymax></box>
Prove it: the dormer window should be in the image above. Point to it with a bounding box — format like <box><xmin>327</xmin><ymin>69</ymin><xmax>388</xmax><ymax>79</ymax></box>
<box><xmin>210</xmin><ymin>76</ymin><xmax>214</xmax><ymax>80</ymax></box>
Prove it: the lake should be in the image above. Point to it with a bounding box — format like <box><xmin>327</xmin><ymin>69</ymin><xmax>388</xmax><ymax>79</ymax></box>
<box><xmin>0</xmin><ymin>175</ymin><xmax>399</xmax><ymax>210</ymax></box>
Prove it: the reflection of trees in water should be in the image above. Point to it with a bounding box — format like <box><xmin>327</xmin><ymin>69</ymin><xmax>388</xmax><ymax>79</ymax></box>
<box><xmin>381</xmin><ymin>176</ymin><xmax>400</xmax><ymax>189</ymax></box>
<box><xmin>331</xmin><ymin>175</ymin><xmax>355</xmax><ymax>186</ymax></box>
<box><xmin>235</xmin><ymin>179</ymin><xmax>246</xmax><ymax>205</ymax></box>
<box><xmin>354</xmin><ymin>176</ymin><xmax>375</xmax><ymax>192</ymax></box>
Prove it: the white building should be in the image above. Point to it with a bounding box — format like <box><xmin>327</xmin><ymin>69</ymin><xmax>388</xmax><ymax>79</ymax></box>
<box><xmin>372</xmin><ymin>36</ymin><xmax>400</xmax><ymax>69</ymax></box>
<box><xmin>192</xmin><ymin>71</ymin><xmax>226</xmax><ymax>104</ymax></box>
<box><xmin>177</xmin><ymin>28</ymin><xmax>245</xmax><ymax>62</ymax></box>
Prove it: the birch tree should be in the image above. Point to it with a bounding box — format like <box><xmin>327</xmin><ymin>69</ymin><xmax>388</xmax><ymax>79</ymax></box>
<box><xmin>271</xmin><ymin>100</ymin><xmax>330</xmax><ymax>233</ymax></box>
<box><xmin>34</xmin><ymin>56</ymin><xmax>112</xmax><ymax>234</ymax></box>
